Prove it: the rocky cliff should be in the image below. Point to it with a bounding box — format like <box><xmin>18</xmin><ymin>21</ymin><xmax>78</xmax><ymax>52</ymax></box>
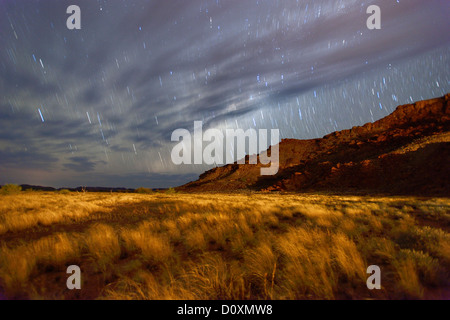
<box><xmin>178</xmin><ymin>94</ymin><xmax>450</xmax><ymax>196</ymax></box>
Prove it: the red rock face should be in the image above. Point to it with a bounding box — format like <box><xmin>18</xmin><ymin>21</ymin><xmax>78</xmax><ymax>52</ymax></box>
<box><xmin>178</xmin><ymin>94</ymin><xmax>450</xmax><ymax>196</ymax></box>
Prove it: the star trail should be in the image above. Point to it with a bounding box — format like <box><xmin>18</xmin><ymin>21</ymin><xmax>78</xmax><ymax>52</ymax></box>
<box><xmin>0</xmin><ymin>0</ymin><xmax>449</xmax><ymax>188</ymax></box>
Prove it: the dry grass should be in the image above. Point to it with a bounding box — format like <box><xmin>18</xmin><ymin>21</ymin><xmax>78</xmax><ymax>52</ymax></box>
<box><xmin>85</xmin><ymin>224</ymin><xmax>121</xmax><ymax>272</ymax></box>
<box><xmin>121</xmin><ymin>221</ymin><xmax>172</xmax><ymax>264</ymax></box>
<box><xmin>0</xmin><ymin>191</ymin><xmax>449</xmax><ymax>299</ymax></box>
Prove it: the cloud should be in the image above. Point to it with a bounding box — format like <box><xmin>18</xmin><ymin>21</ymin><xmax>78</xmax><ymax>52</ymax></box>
<box><xmin>0</xmin><ymin>148</ymin><xmax>59</xmax><ymax>170</ymax></box>
<box><xmin>63</xmin><ymin>156</ymin><xmax>106</xmax><ymax>172</ymax></box>
<box><xmin>0</xmin><ymin>0</ymin><xmax>449</xmax><ymax>187</ymax></box>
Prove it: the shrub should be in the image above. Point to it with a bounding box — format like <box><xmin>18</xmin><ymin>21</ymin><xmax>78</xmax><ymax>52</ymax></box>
<box><xmin>166</xmin><ymin>187</ymin><xmax>176</xmax><ymax>194</ymax></box>
<box><xmin>58</xmin><ymin>189</ymin><xmax>71</xmax><ymax>194</ymax></box>
<box><xmin>0</xmin><ymin>184</ymin><xmax>22</xmax><ymax>195</ymax></box>
<box><xmin>135</xmin><ymin>187</ymin><xmax>152</xmax><ymax>194</ymax></box>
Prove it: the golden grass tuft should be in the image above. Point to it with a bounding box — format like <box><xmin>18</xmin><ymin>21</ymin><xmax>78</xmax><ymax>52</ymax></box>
<box><xmin>121</xmin><ymin>221</ymin><xmax>172</xmax><ymax>264</ymax></box>
<box><xmin>0</xmin><ymin>232</ymin><xmax>80</xmax><ymax>296</ymax></box>
<box><xmin>85</xmin><ymin>224</ymin><xmax>121</xmax><ymax>271</ymax></box>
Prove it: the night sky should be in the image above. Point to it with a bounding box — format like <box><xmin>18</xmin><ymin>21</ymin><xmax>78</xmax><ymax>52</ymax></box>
<box><xmin>1</xmin><ymin>0</ymin><xmax>449</xmax><ymax>188</ymax></box>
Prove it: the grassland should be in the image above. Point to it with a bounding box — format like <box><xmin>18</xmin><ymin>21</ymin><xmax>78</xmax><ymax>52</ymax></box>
<box><xmin>0</xmin><ymin>191</ymin><xmax>449</xmax><ymax>300</ymax></box>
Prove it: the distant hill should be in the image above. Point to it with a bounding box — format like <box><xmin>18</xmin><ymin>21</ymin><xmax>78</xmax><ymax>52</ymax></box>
<box><xmin>17</xmin><ymin>185</ymin><xmax>136</xmax><ymax>193</ymax></box>
<box><xmin>19</xmin><ymin>184</ymin><xmax>56</xmax><ymax>192</ymax></box>
<box><xmin>177</xmin><ymin>94</ymin><xmax>450</xmax><ymax>196</ymax></box>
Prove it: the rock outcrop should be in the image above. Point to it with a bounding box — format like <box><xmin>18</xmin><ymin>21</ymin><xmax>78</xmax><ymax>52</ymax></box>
<box><xmin>178</xmin><ymin>94</ymin><xmax>450</xmax><ymax>196</ymax></box>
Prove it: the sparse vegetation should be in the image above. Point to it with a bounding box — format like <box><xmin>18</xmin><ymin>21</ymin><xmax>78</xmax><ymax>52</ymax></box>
<box><xmin>135</xmin><ymin>187</ymin><xmax>152</xmax><ymax>194</ymax></box>
<box><xmin>0</xmin><ymin>184</ymin><xmax>22</xmax><ymax>195</ymax></box>
<box><xmin>165</xmin><ymin>187</ymin><xmax>176</xmax><ymax>194</ymax></box>
<box><xmin>0</xmin><ymin>192</ymin><xmax>448</xmax><ymax>299</ymax></box>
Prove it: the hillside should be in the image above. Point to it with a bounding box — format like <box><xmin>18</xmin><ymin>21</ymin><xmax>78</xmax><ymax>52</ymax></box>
<box><xmin>178</xmin><ymin>94</ymin><xmax>450</xmax><ymax>196</ymax></box>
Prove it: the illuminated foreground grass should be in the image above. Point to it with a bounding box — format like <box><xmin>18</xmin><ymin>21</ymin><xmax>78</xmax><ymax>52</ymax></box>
<box><xmin>0</xmin><ymin>192</ymin><xmax>449</xmax><ymax>299</ymax></box>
